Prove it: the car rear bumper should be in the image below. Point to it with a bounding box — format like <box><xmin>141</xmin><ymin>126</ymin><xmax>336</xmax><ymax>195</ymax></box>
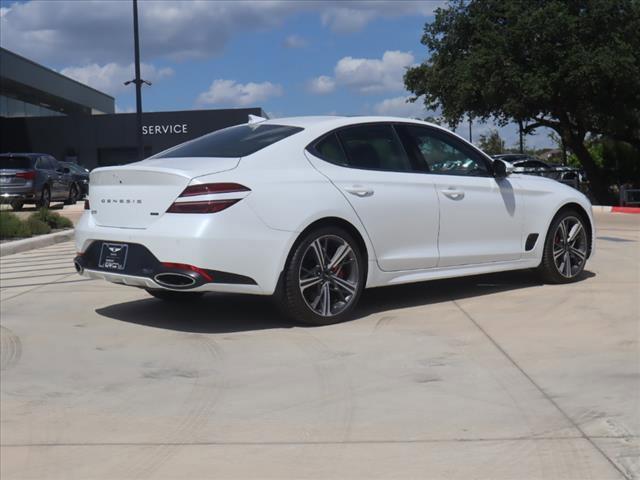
<box><xmin>0</xmin><ymin>191</ymin><xmax>37</xmax><ymax>203</ymax></box>
<box><xmin>74</xmin><ymin>201</ymin><xmax>295</xmax><ymax>295</ymax></box>
<box><xmin>74</xmin><ymin>241</ymin><xmax>261</xmax><ymax>294</ymax></box>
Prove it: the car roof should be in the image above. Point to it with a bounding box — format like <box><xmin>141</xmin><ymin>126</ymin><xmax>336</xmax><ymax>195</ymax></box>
<box><xmin>0</xmin><ymin>152</ymin><xmax>49</xmax><ymax>158</ymax></box>
<box><xmin>493</xmin><ymin>154</ymin><xmax>535</xmax><ymax>159</ymax></box>
<box><xmin>261</xmin><ymin>115</ymin><xmax>444</xmax><ymax>133</ymax></box>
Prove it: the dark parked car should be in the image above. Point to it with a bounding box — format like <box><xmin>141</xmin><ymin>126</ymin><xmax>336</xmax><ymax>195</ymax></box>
<box><xmin>491</xmin><ymin>154</ymin><xmax>584</xmax><ymax>189</ymax></box>
<box><xmin>60</xmin><ymin>161</ymin><xmax>90</xmax><ymax>198</ymax></box>
<box><xmin>0</xmin><ymin>153</ymin><xmax>80</xmax><ymax>210</ymax></box>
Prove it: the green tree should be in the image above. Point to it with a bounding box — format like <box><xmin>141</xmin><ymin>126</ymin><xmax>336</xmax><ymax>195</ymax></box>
<box><xmin>404</xmin><ymin>0</ymin><xmax>640</xmax><ymax>203</ymax></box>
<box><xmin>478</xmin><ymin>129</ymin><xmax>505</xmax><ymax>155</ymax></box>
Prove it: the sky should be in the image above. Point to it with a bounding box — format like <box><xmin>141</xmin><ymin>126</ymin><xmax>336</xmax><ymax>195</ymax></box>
<box><xmin>0</xmin><ymin>0</ymin><xmax>554</xmax><ymax>149</ymax></box>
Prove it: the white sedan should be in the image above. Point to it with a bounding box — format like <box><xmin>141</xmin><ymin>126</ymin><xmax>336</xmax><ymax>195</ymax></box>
<box><xmin>75</xmin><ymin>116</ymin><xmax>594</xmax><ymax>324</ymax></box>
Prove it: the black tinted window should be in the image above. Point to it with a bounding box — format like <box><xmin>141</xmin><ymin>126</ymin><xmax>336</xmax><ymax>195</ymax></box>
<box><xmin>0</xmin><ymin>156</ymin><xmax>32</xmax><ymax>169</ymax></box>
<box><xmin>337</xmin><ymin>124</ymin><xmax>411</xmax><ymax>172</ymax></box>
<box><xmin>314</xmin><ymin>133</ymin><xmax>348</xmax><ymax>166</ymax></box>
<box><xmin>66</xmin><ymin>164</ymin><xmax>88</xmax><ymax>174</ymax></box>
<box><xmin>37</xmin><ymin>157</ymin><xmax>54</xmax><ymax>170</ymax></box>
<box><xmin>403</xmin><ymin>126</ymin><xmax>489</xmax><ymax>176</ymax></box>
<box><xmin>153</xmin><ymin>124</ymin><xmax>303</xmax><ymax>159</ymax></box>
<box><xmin>522</xmin><ymin>161</ymin><xmax>548</xmax><ymax>170</ymax></box>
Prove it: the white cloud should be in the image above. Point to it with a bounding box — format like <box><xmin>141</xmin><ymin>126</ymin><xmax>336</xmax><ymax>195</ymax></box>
<box><xmin>60</xmin><ymin>63</ymin><xmax>174</xmax><ymax>96</ymax></box>
<box><xmin>0</xmin><ymin>1</ymin><xmax>440</xmax><ymax>67</ymax></box>
<box><xmin>320</xmin><ymin>8</ymin><xmax>376</xmax><ymax>33</ymax></box>
<box><xmin>196</xmin><ymin>79</ymin><xmax>283</xmax><ymax>107</ymax></box>
<box><xmin>312</xmin><ymin>50</ymin><xmax>415</xmax><ymax>96</ymax></box>
<box><xmin>283</xmin><ymin>34</ymin><xmax>307</xmax><ymax>49</ymax></box>
<box><xmin>373</xmin><ymin>96</ymin><xmax>427</xmax><ymax>118</ymax></box>
<box><xmin>115</xmin><ymin>104</ymin><xmax>135</xmax><ymax>114</ymax></box>
<box><xmin>320</xmin><ymin>1</ymin><xmax>444</xmax><ymax>33</ymax></box>
<box><xmin>335</xmin><ymin>50</ymin><xmax>415</xmax><ymax>93</ymax></box>
<box><xmin>307</xmin><ymin>75</ymin><xmax>336</xmax><ymax>95</ymax></box>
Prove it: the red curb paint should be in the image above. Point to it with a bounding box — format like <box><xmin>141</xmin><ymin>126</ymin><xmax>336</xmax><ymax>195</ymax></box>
<box><xmin>611</xmin><ymin>207</ymin><xmax>640</xmax><ymax>214</ymax></box>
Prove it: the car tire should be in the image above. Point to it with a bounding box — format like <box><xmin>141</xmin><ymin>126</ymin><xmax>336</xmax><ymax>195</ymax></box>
<box><xmin>145</xmin><ymin>289</ymin><xmax>205</xmax><ymax>302</ymax></box>
<box><xmin>38</xmin><ymin>186</ymin><xmax>51</xmax><ymax>209</ymax></box>
<box><xmin>538</xmin><ymin>209</ymin><xmax>589</xmax><ymax>283</ymax></box>
<box><xmin>280</xmin><ymin>226</ymin><xmax>365</xmax><ymax>325</ymax></box>
<box><xmin>65</xmin><ymin>184</ymin><xmax>79</xmax><ymax>205</ymax></box>
<box><xmin>10</xmin><ymin>200</ymin><xmax>24</xmax><ymax>211</ymax></box>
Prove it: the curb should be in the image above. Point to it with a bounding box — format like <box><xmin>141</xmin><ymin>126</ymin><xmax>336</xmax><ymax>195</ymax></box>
<box><xmin>0</xmin><ymin>229</ymin><xmax>74</xmax><ymax>257</ymax></box>
<box><xmin>592</xmin><ymin>205</ymin><xmax>640</xmax><ymax>214</ymax></box>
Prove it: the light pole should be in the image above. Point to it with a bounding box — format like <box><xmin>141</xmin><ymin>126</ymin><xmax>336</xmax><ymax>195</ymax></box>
<box><xmin>124</xmin><ymin>0</ymin><xmax>151</xmax><ymax>161</ymax></box>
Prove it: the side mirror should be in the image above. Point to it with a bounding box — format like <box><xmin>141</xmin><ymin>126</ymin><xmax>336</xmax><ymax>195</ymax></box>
<box><xmin>493</xmin><ymin>159</ymin><xmax>513</xmax><ymax>178</ymax></box>
<box><xmin>62</xmin><ymin>167</ymin><xmax>70</xmax><ymax>174</ymax></box>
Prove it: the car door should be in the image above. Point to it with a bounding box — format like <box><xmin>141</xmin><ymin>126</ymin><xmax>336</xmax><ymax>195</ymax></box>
<box><xmin>35</xmin><ymin>156</ymin><xmax>56</xmax><ymax>197</ymax></box>
<box><xmin>46</xmin><ymin>157</ymin><xmax>65</xmax><ymax>199</ymax></box>
<box><xmin>400</xmin><ymin>125</ymin><xmax>524</xmax><ymax>267</ymax></box>
<box><xmin>304</xmin><ymin>123</ymin><xmax>440</xmax><ymax>271</ymax></box>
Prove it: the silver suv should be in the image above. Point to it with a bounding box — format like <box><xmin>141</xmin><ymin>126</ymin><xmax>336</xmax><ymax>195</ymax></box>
<box><xmin>0</xmin><ymin>153</ymin><xmax>79</xmax><ymax>210</ymax></box>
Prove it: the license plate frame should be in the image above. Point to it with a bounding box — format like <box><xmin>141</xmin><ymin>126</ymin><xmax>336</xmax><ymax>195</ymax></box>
<box><xmin>98</xmin><ymin>242</ymin><xmax>129</xmax><ymax>271</ymax></box>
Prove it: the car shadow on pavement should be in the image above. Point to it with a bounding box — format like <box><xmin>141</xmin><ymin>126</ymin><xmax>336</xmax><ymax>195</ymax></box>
<box><xmin>96</xmin><ymin>269</ymin><xmax>595</xmax><ymax>334</ymax></box>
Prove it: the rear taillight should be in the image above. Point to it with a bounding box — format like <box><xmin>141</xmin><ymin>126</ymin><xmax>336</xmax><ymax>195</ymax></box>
<box><xmin>180</xmin><ymin>183</ymin><xmax>250</xmax><ymax>197</ymax></box>
<box><xmin>15</xmin><ymin>170</ymin><xmax>36</xmax><ymax>180</ymax></box>
<box><xmin>167</xmin><ymin>183</ymin><xmax>250</xmax><ymax>214</ymax></box>
<box><xmin>84</xmin><ymin>199</ymin><xmax>90</xmax><ymax>210</ymax></box>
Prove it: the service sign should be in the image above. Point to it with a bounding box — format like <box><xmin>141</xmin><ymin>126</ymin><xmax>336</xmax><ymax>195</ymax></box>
<box><xmin>142</xmin><ymin>124</ymin><xmax>188</xmax><ymax>135</ymax></box>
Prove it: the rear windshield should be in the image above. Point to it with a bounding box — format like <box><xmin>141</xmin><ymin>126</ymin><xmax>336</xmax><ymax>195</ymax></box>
<box><xmin>0</xmin><ymin>156</ymin><xmax>32</xmax><ymax>169</ymax></box>
<box><xmin>152</xmin><ymin>124</ymin><xmax>304</xmax><ymax>159</ymax></box>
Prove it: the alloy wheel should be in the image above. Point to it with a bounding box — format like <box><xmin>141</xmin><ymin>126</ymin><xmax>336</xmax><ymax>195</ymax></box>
<box><xmin>298</xmin><ymin>234</ymin><xmax>359</xmax><ymax>317</ymax></box>
<box><xmin>552</xmin><ymin>216</ymin><xmax>587</xmax><ymax>278</ymax></box>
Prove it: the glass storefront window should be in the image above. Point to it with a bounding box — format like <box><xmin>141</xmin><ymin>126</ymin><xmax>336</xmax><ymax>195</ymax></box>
<box><xmin>0</xmin><ymin>94</ymin><xmax>64</xmax><ymax>117</ymax></box>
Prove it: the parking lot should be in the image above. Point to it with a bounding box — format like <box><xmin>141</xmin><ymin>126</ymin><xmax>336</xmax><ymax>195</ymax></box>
<box><xmin>0</xmin><ymin>212</ymin><xmax>638</xmax><ymax>479</ymax></box>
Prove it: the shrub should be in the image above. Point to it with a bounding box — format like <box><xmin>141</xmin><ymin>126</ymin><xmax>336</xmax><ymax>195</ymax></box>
<box><xmin>0</xmin><ymin>211</ymin><xmax>31</xmax><ymax>239</ymax></box>
<box><xmin>30</xmin><ymin>209</ymin><xmax>73</xmax><ymax>229</ymax></box>
<box><xmin>24</xmin><ymin>217</ymin><xmax>51</xmax><ymax>235</ymax></box>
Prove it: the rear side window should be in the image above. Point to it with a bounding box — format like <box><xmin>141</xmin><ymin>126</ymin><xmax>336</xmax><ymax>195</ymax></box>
<box><xmin>0</xmin><ymin>156</ymin><xmax>32</xmax><ymax>169</ymax></box>
<box><xmin>314</xmin><ymin>133</ymin><xmax>348</xmax><ymax>166</ymax></box>
<box><xmin>337</xmin><ymin>124</ymin><xmax>412</xmax><ymax>172</ymax></box>
<box><xmin>153</xmin><ymin>124</ymin><xmax>303</xmax><ymax>159</ymax></box>
<box><xmin>37</xmin><ymin>156</ymin><xmax>55</xmax><ymax>170</ymax></box>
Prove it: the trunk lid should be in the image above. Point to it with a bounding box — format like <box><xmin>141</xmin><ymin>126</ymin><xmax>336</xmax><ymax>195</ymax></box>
<box><xmin>0</xmin><ymin>156</ymin><xmax>33</xmax><ymax>189</ymax></box>
<box><xmin>0</xmin><ymin>169</ymin><xmax>29</xmax><ymax>188</ymax></box>
<box><xmin>89</xmin><ymin>157</ymin><xmax>240</xmax><ymax>229</ymax></box>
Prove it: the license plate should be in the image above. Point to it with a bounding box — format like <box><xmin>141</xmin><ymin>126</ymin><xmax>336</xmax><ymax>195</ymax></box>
<box><xmin>98</xmin><ymin>242</ymin><xmax>129</xmax><ymax>271</ymax></box>
<box><xmin>0</xmin><ymin>177</ymin><xmax>11</xmax><ymax>184</ymax></box>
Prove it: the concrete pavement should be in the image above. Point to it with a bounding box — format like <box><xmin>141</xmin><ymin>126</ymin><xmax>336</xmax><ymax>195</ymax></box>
<box><xmin>0</xmin><ymin>212</ymin><xmax>638</xmax><ymax>479</ymax></box>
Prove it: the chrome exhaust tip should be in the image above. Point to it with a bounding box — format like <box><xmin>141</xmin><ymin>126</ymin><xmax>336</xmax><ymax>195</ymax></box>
<box><xmin>154</xmin><ymin>272</ymin><xmax>197</xmax><ymax>288</ymax></box>
<box><xmin>74</xmin><ymin>260</ymin><xmax>84</xmax><ymax>275</ymax></box>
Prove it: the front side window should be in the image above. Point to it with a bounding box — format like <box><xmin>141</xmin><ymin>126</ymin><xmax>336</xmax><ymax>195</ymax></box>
<box><xmin>403</xmin><ymin>125</ymin><xmax>490</xmax><ymax>176</ymax></box>
<box><xmin>152</xmin><ymin>123</ymin><xmax>303</xmax><ymax>159</ymax></box>
<box><xmin>337</xmin><ymin>124</ymin><xmax>412</xmax><ymax>172</ymax></box>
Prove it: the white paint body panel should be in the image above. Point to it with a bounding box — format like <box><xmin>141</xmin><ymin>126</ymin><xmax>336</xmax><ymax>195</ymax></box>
<box><xmin>75</xmin><ymin>115</ymin><xmax>594</xmax><ymax>296</ymax></box>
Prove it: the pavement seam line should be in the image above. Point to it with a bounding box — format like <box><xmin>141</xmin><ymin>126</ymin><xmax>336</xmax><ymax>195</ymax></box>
<box><xmin>2</xmin><ymin>435</ymin><xmax>638</xmax><ymax>448</ymax></box>
<box><xmin>452</xmin><ymin>300</ymin><xmax>631</xmax><ymax>480</ymax></box>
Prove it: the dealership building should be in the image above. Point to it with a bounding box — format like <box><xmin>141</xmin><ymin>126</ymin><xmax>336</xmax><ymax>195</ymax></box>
<box><xmin>0</xmin><ymin>48</ymin><xmax>265</xmax><ymax>169</ymax></box>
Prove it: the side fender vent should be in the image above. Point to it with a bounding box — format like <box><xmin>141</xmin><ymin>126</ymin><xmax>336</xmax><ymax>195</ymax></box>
<box><xmin>525</xmin><ymin>233</ymin><xmax>539</xmax><ymax>251</ymax></box>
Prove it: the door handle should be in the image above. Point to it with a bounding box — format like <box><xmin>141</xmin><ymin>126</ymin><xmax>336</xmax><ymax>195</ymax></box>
<box><xmin>441</xmin><ymin>188</ymin><xmax>465</xmax><ymax>200</ymax></box>
<box><xmin>344</xmin><ymin>186</ymin><xmax>374</xmax><ymax>198</ymax></box>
